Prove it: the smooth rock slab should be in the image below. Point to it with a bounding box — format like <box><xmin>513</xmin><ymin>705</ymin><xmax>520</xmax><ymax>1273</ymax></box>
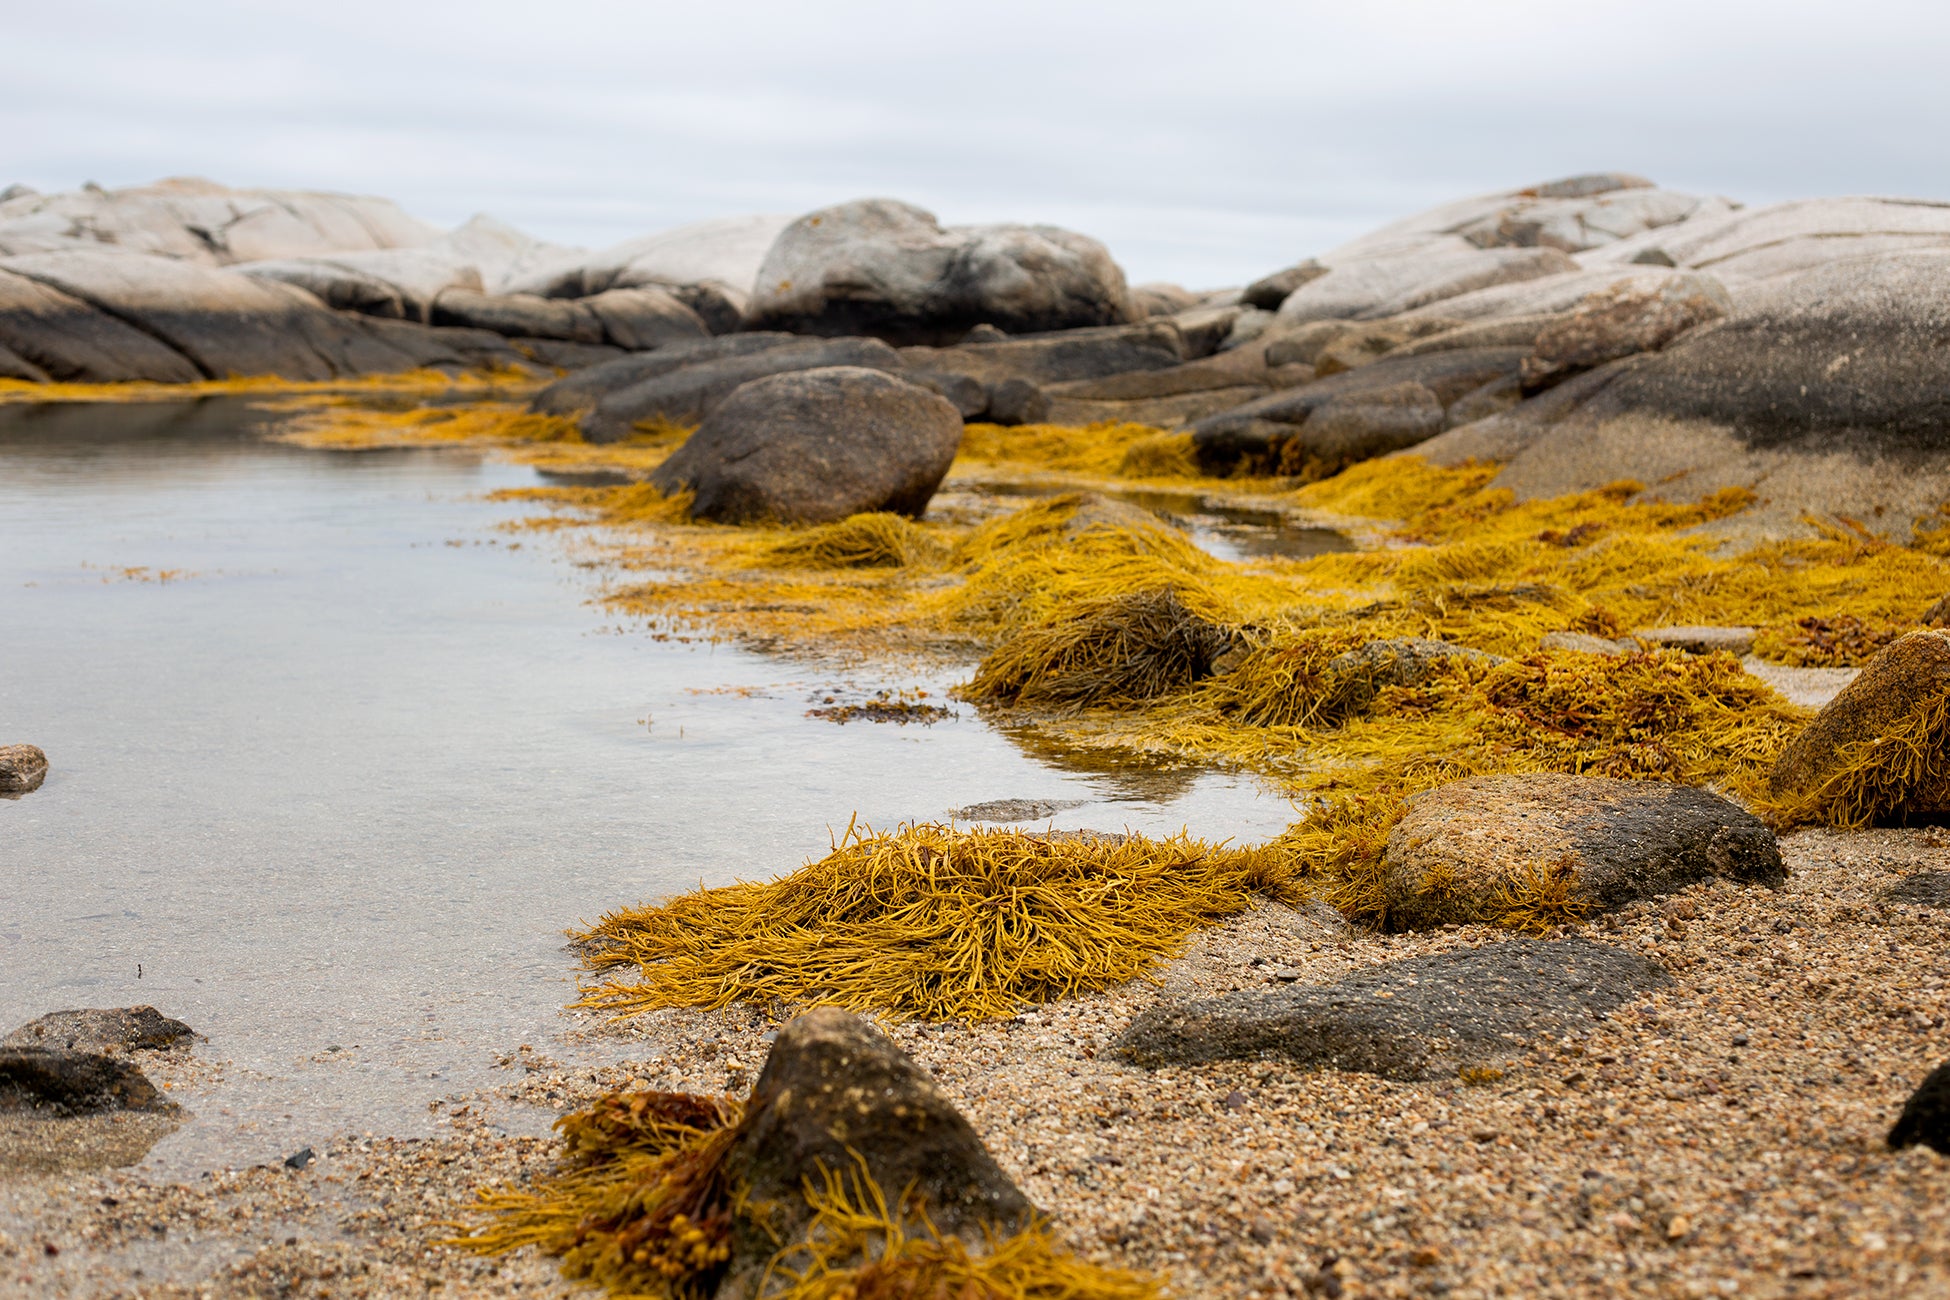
<box><xmin>649</xmin><ymin>366</ymin><xmax>961</xmax><ymax>524</ymax></box>
<box><xmin>720</xmin><ymin>1007</ymin><xmax>1032</xmax><ymax>1294</ymax></box>
<box><xmin>0</xmin><ymin>744</ymin><xmax>47</xmax><ymax>794</ymax></box>
<box><xmin>1382</xmin><ymin>774</ymin><xmax>1783</xmax><ymax>930</ymax></box>
<box><xmin>3</xmin><ymin>1007</ymin><xmax>194</xmax><ymax>1056</ymax></box>
<box><xmin>1115</xmin><ymin>936</ymin><xmax>1670</xmax><ymax>1078</ymax></box>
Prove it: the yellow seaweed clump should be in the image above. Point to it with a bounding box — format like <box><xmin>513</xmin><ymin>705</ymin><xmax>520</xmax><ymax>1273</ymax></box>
<box><xmin>575</xmin><ymin>822</ymin><xmax>1292</xmax><ymax>1024</ymax></box>
<box><xmin>455</xmin><ymin>1089</ymin><xmax>743</xmax><ymax>1297</ymax></box>
<box><xmin>752</xmin><ymin>513</ymin><xmax>951</xmax><ymax>571</ymax></box>
<box><xmin>963</xmin><ymin>587</ymin><xmax>1235</xmax><ymax>709</ymax></box>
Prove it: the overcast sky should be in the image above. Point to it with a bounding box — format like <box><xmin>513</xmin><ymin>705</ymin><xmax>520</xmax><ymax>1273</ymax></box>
<box><xmin>7</xmin><ymin>0</ymin><xmax>1948</xmax><ymax>287</ymax></box>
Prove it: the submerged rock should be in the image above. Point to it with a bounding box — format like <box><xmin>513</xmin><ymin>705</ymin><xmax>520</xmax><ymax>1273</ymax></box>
<box><xmin>1382</xmin><ymin>774</ymin><xmax>1783</xmax><ymax>929</ymax></box>
<box><xmin>648</xmin><ymin>366</ymin><xmax>961</xmax><ymax>525</ymax></box>
<box><xmin>0</xmin><ymin>1048</ymin><xmax>169</xmax><ymax>1116</ymax></box>
<box><xmin>747</xmin><ymin>198</ymin><xmax>1134</xmax><ymax>344</ymax></box>
<box><xmin>1116</xmin><ymin>936</ymin><xmax>1670</xmax><ymax>1077</ymax></box>
<box><xmin>720</xmin><ymin>1007</ymin><xmax>1033</xmax><ymax>1294</ymax></box>
<box><xmin>0</xmin><ymin>744</ymin><xmax>48</xmax><ymax>794</ymax></box>
<box><xmin>3</xmin><ymin>1007</ymin><xmax>194</xmax><ymax>1056</ymax></box>
<box><xmin>1768</xmin><ymin>630</ymin><xmax>1950</xmax><ymax>824</ymax></box>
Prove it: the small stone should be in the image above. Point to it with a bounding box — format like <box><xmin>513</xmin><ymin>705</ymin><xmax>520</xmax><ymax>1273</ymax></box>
<box><xmin>0</xmin><ymin>744</ymin><xmax>48</xmax><ymax>794</ymax></box>
<box><xmin>1632</xmin><ymin>626</ymin><xmax>1757</xmax><ymax>656</ymax></box>
<box><xmin>284</xmin><ymin>1147</ymin><xmax>315</xmax><ymax>1171</ymax></box>
<box><xmin>1887</xmin><ymin>1061</ymin><xmax>1950</xmax><ymax>1154</ymax></box>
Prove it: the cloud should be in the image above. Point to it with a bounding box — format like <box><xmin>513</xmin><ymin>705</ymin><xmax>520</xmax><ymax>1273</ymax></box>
<box><xmin>6</xmin><ymin>0</ymin><xmax>1947</xmax><ymax>286</ymax></box>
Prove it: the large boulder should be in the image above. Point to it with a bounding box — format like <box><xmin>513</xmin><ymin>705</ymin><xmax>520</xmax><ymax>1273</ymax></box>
<box><xmin>1381</xmin><ymin>774</ymin><xmax>1784</xmax><ymax>929</ymax></box>
<box><xmin>1115</xmin><ymin>936</ymin><xmax>1670</xmax><ymax>1077</ymax></box>
<box><xmin>577</xmin><ymin>336</ymin><xmax>904</xmax><ymax>442</ymax></box>
<box><xmin>719</xmin><ymin>1008</ymin><xmax>1033</xmax><ymax>1295</ymax></box>
<box><xmin>0</xmin><ymin>176</ymin><xmax>437</xmax><ymax>265</ymax></box>
<box><xmin>747</xmin><ymin>198</ymin><xmax>1136</xmax><ymax>344</ymax></box>
<box><xmin>648</xmin><ymin>367</ymin><xmax>962</xmax><ymax>524</ymax></box>
<box><xmin>1418</xmin><ymin>249</ymin><xmax>1950</xmax><ymax>541</ymax></box>
<box><xmin>1767</xmin><ymin>631</ymin><xmax>1950</xmax><ymax>824</ymax></box>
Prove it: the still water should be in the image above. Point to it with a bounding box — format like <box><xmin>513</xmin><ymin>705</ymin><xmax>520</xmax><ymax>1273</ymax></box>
<box><xmin>0</xmin><ymin>398</ymin><xmax>1295</xmax><ymax>1173</ymax></box>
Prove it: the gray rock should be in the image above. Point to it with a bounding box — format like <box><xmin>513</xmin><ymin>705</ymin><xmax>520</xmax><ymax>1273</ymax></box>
<box><xmin>430</xmin><ymin>289</ymin><xmax>605</xmax><ymax>344</ymax></box>
<box><xmin>1387</xmin><ymin>312</ymin><xmax>1564</xmax><ymax>358</ymax></box>
<box><xmin>1115</xmin><ymin>936</ymin><xmax>1670</xmax><ymax>1077</ymax></box>
<box><xmin>0</xmin><ymin>744</ymin><xmax>47</xmax><ymax>794</ymax></box>
<box><xmin>1521</xmin><ymin>274</ymin><xmax>1731</xmax><ymax>390</ymax></box>
<box><xmin>1539</xmin><ymin>630</ymin><xmax>1630</xmax><ymax>656</ymax></box>
<box><xmin>237</xmin><ymin>247</ymin><xmax>483</xmax><ymax>321</ymax></box>
<box><xmin>0</xmin><ymin>267</ymin><xmax>202</xmax><ymax>383</ymax></box>
<box><xmin>905</xmin><ymin>368</ymin><xmax>990</xmax><ymax>419</ymax></box>
<box><xmin>1169</xmin><ymin>304</ymin><xmax>1248</xmax><ymax>359</ymax></box>
<box><xmin>649</xmin><ymin>367</ymin><xmax>961</xmax><ymax>524</ymax></box>
<box><xmin>1043</xmin><ymin>346</ymin><xmax>1281</xmax><ymax>403</ymax></box>
<box><xmin>1382</xmin><ymin>774</ymin><xmax>1784</xmax><ymax>930</ymax></box>
<box><xmin>1580</xmin><ymin>196</ymin><xmax>1950</xmax><ymax>286</ymax></box>
<box><xmin>1632</xmin><ymin>625</ymin><xmax>1756</xmax><ymax>655</ymax></box>
<box><xmin>720</xmin><ymin>1007</ymin><xmax>1032</xmax><ymax>1294</ymax></box>
<box><xmin>899</xmin><ymin>319</ymin><xmax>1184</xmax><ymax>389</ymax></box>
<box><xmin>528</xmin><ymin>333</ymin><xmax>801</xmax><ymax>416</ymax></box>
<box><xmin>504</xmin><ymin>213</ymin><xmax>792</xmax><ymax>300</ymax></box>
<box><xmin>1278</xmin><ymin>381</ymin><xmax>1448</xmax><ymax>474</ymax></box>
<box><xmin>1768</xmin><ymin>631</ymin><xmax>1950</xmax><ymax>821</ymax></box>
<box><xmin>747</xmin><ymin>198</ymin><xmax>1135</xmax><ymax>344</ymax></box>
<box><xmin>1278</xmin><ymin>242</ymin><xmax>1577</xmax><ymax>325</ymax></box>
<box><xmin>1131</xmin><ymin>282</ymin><xmax>1199</xmax><ymax>317</ymax></box>
<box><xmin>581</xmin><ymin>337</ymin><xmax>905</xmax><ymax>443</ymax></box>
<box><xmin>1882</xmin><ymin>872</ymin><xmax>1950</xmax><ymax>907</ymax></box>
<box><xmin>951</xmin><ymin>798</ymin><xmax>1087</xmax><ymax>822</ymax></box>
<box><xmin>1242</xmin><ymin>260</ymin><xmax>1329</xmax><ymax>311</ymax></box>
<box><xmin>0</xmin><ymin>1048</ymin><xmax>170</xmax><ymax>1116</ymax></box>
<box><xmin>984</xmin><ymin>377</ymin><xmax>1051</xmax><ymax>426</ymax></box>
<box><xmin>1311</xmin><ymin>318</ymin><xmax>1466</xmax><ymax>376</ymax></box>
<box><xmin>3</xmin><ymin>1007</ymin><xmax>193</xmax><ymax>1055</ymax></box>
<box><xmin>577</xmin><ymin>287</ymin><xmax>710</xmax><ymax>350</ymax></box>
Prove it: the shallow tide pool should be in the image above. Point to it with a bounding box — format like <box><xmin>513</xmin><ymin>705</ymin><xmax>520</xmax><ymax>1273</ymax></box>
<box><xmin>0</xmin><ymin>397</ymin><xmax>1295</xmax><ymax>1174</ymax></box>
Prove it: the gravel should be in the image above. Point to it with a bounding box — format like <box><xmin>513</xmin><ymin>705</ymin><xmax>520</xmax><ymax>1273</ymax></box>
<box><xmin>4</xmin><ymin>827</ymin><xmax>1949</xmax><ymax>1298</ymax></box>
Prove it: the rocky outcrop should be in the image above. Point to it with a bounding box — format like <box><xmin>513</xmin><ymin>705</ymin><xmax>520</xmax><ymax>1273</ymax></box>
<box><xmin>575</xmin><ymin>336</ymin><xmax>904</xmax><ymax>442</ymax></box>
<box><xmin>1242</xmin><ymin>260</ymin><xmax>1328</xmax><ymax>311</ymax></box>
<box><xmin>1116</xmin><ymin>936</ymin><xmax>1670</xmax><ymax>1077</ymax></box>
<box><xmin>1279</xmin><ymin>244</ymin><xmax>1577</xmax><ymax>325</ymax></box>
<box><xmin>1418</xmin><ymin>249</ymin><xmax>1950</xmax><ymax>541</ymax></box>
<box><xmin>0</xmin><ymin>177</ymin><xmax>436</xmax><ymax>265</ymax></box>
<box><xmin>1580</xmin><ymin>196</ymin><xmax>1950</xmax><ymax>287</ymax></box>
<box><xmin>1381</xmin><ymin>774</ymin><xmax>1784</xmax><ymax>929</ymax></box>
<box><xmin>648</xmin><ymin>367</ymin><xmax>962</xmax><ymax>523</ymax></box>
<box><xmin>719</xmin><ymin>1007</ymin><xmax>1033</xmax><ymax>1294</ymax></box>
<box><xmin>529</xmin><ymin>333</ymin><xmax>800</xmax><ymax>415</ymax></box>
<box><xmin>747</xmin><ymin>199</ymin><xmax>1135</xmax><ymax>344</ymax></box>
<box><xmin>505</xmin><ymin>213</ymin><xmax>792</xmax><ymax>303</ymax></box>
<box><xmin>1520</xmin><ymin>274</ymin><xmax>1730</xmax><ymax>390</ymax></box>
<box><xmin>1768</xmin><ymin>631</ymin><xmax>1950</xmax><ymax>823</ymax></box>
<box><xmin>3</xmin><ymin>1007</ymin><xmax>194</xmax><ymax>1056</ymax></box>
<box><xmin>0</xmin><ymin>744</ymin><xmax>47</xmax><ymax>794</ymax></box>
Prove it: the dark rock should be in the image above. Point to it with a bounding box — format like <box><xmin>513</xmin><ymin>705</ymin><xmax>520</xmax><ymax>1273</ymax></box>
<box><xmin>1311</xmin><ymin>318</ymin><xmax>1465</xmax><ymax>377</ymax></box>
<box><xmin>1888</xmin><ymin>1061</ymin><xmax>1950</xmax><ymax>1154</ymax></box>
<box><xmin>0</xmin><ymin>267</ymin><xmax>202</xmax><ymax>383</ymax></box>
<box><xmin>0</xmin><ymin>744</ymin><xmax>48</xmax><ymax>794</ymax></box>
<box><xmin>510</xmin><ymin>337</ymin><xmax>626</xmax><ymax>371</ymax></box>
<box><xmin>3</xmin><ymin>1007</ymin><xmax>193</xmax><ymax>1055</ymax></box>
<box><xmin>1382</xmin><ymin>774</ymin><xmax>1784</xmax><ymax>929</ymax></box>
<box><xmin>1169</xmin><ymin>304</ymin><xmax>1247</xmax><ymax>359</ymax></box>
<box><xmin>582</xmin><ymin>287</ymin><xmax>710</xmax><ymax>350</ymax></box>
<box><xmin>663</xmin><ymin>281</ymin><xmax>746</xmax><ymax>335</ymax></box>
<box><xmin>905</xmin><ymin>368</ymin><xmax>990</xmax><ymax>419</ymax></box>
<box><xmin>1631</xmin><ymin>625</ymin><xmax>1756</xmax><ymax>655</ymax></box>
<box><xmin>0</xmin><ymin>1048</ymin><xmax>169</xmax><ymax>1115</ymax></box>
<box><xmin>1882</xmin><ymin>872</ymin><xmax>1950</xmax><ymax>906</ymax></box>
<box><xmin>1922</xmin><ymin>594</ymin><xmax>1950</xmax><ymax>627</ymax></box>
<box><xmin>747</xmin><ymin>198</ymin><xmax>1134</xmax><ymax>344</ymax></box>
<box><xmin>581</xmin><ymin>337</ymin><xmax>905</xmax><ymax>443</ymax></box>
<box><xmin>528</xmin><ymin>333</ymin><xmax>801</xmax><ymax>416</ymax></box>
<box><xmin>1526</xmin><ymin>173</ymin><xmax>1656</xmax><ymax>200</ymax></box>
<box><xmin>1116</xmin><ymin>936</ymin><xmax>1670</xmax><ymax>1077</ymax></box>
<box><xmin>1769</xmin><ymin>631</ymin><xmax>1950</xmax><ymax>819</ymax></box>
<box><xmin>1043</xmin><ymin>347</ymin><xmax>1280</xmax><ymax>403</ymax></box>
<box><xmin>984</xmin><ymin>377</ymin><xmax>1050</xmax><ymax>426</ymax></box>
<box><xmin>648</xmin><ymin>367</ymin><xmax>961</xmax><ymax>524</ymax></box>
<box><xmin>430</xmin><ymin>289</ymin><xmax>605</xmax><ymax>344</ymax></box>
<box><xmin>1242</xmin><ymin>261</ymin><xmax>1329</xmax><ymax>311</ymax></box>
<box><xmin>1520</xmin><ymin>275</ymin><xmax>1730</xmax><ymax>391</ymax></box>
<box><xmin>719</xmin><ymin>1008</ymin><xmax>1033</xmax><ymax>1294</ymax></box>
<box><xmin>1276</xmin><ymin>381</ymin><xmax>1447</xmax><ymax>474</ymax></box>
<box><xmin>1385</xmin><ymin>313</ymin><xmax>1563</xmax><ymax>358</ymax></box>
<box><xmin>284</xmin><ymin>1146</ymin><xmax>315</xmax><ymax>1170</ymax></box>
<box><xmin>899</xmin><ymin>319</ymin><xmax>1184</xmax><ymax>390</ymax></box>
